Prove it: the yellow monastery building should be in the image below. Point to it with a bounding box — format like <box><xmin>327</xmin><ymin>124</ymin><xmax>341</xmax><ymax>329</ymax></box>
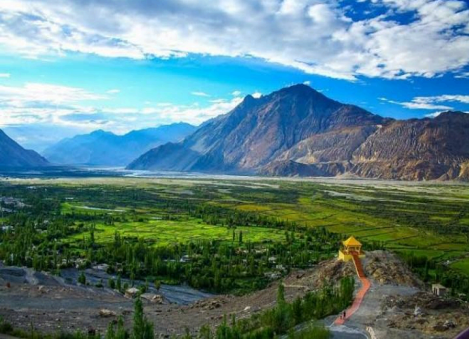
<box><xmin>338</xmin><ymin>236</ymin><xmax>365</xmax><ymax>262</ymax></box>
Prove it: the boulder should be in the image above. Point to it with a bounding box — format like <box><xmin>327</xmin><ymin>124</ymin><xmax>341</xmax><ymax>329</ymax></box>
<box><xmin>443</xmin><ymin>320</ymin><xmax>456</xmax><ymax>329</ymax></box>
<box><xmin>125</xmin><ymin>287</ymin><xmax>140</xmax><ymax>298</ymax></box>
<box><xmin>99</xmin><ymin>309</ymin><xmax>116</xmax><ymax>317</ymax></box>
<box><xmin>141</xmin><ymin>293</ymin><xmax>164</xmax><ymax>304</ymax></box>
<box><xmin>414</xmin><ymin>306</ymin><xmax>423</xmax><ymax>316</ymax></box>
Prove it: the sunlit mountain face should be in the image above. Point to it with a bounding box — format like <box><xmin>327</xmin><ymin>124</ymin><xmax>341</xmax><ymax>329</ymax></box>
<box><xmin>0</xmin><ymin>0</ymin><xmax>468</xmax><ymax>152</ymax></box>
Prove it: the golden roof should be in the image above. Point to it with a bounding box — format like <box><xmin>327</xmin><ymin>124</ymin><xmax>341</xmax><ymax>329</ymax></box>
<box><xmin>343</xmin><ymin>236</ymin><xmax>362</xmax><ymax>247</ymax></box>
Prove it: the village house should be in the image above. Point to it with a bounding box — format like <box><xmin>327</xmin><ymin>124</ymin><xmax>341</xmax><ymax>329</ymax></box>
<box><xmin>432</xmin><ymin>284</ymin><xmax>449</xmax><ymax>297</ymax></box>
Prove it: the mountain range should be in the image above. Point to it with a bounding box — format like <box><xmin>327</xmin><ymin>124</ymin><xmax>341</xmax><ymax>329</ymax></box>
<box><xmin>127</xmin><ymin>84</ymin><xmax>469</xmax><ymax>181</ymax></box>
<box><xmin>43</xmin><ymin>123</ymin><xmax>196</xmax><ymax>166</ymax></box>
<box><xmin>0</xmin><ymin>129</ymin><xmax>49</xmax><ymax>168</ymax></box>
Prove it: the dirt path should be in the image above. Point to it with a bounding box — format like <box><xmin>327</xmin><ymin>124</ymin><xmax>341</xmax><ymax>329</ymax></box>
<box><xmin>334</xmin><ymin>277</ymin><xmax>371</xmax><ymax>325</ymax></box>
<box><xmin>327</xmin><ymin>280</ymin><xmax>423</xmax><ymax>339</ymax></box>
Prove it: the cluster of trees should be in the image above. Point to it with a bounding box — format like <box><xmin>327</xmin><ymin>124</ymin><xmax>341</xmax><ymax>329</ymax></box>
<box><xmin>172</xmin><ymin>279</ymin><xmax>352</xmax><ymax>339</ymax></box>
<box><xmin>190</xmin><ymin>205</ymin><xmax>301</xmax><ymax>230</ymax></box>
<box><xmin>0</xmin><ymin>181</ymin><xmax>344</xmax><ymax>294</ymax></box>
<box><xmin>85</xmin><ymin>226</ymin><xmax>339</xmax><ymax>293</ymax></box>
<box><xmin>400</xmin><ymin>252</ymin><xmax>469</xmax><ymax>300</ymax></box>
<box><xmin>2</xmin><ymin>182</ymin><xmax>467</xmax><ymax>299</ymax></box>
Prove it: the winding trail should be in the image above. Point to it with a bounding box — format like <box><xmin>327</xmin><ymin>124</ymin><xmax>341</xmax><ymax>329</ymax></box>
<box><xmin>334</xmin><ymin>277</ymin><xmax>371</xmax><ymax>325</ymax></box>
<box><xmin>334</xmin><ymin>254</ymin><xmax>371</xmax><ymax>325</ymax></box>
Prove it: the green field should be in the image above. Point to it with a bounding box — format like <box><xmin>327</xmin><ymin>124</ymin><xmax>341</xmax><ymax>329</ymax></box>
<box><xmin>66</xmin><ymin>218</ymin><xmax>287</xmax><ymax>246</ymax></box>
<box><xmin>1</xmin><ymin>176</ymin><xmax>468</xmax><ymax>294</ymax></box>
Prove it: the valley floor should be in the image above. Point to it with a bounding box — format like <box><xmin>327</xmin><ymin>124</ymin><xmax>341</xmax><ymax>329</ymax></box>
<box><xmin>1</xmin><ymin>175</ymin><xmax>468</xmax><ymax>338</ymax></box>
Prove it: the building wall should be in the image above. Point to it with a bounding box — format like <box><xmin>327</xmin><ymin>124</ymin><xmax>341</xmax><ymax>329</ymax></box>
<box><xmin>339</xmin><ymin>250</ymin><xmax>365</xmax><ymax>262</ymax></box>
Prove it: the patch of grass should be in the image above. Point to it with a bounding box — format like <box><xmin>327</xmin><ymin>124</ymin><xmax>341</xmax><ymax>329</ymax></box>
<box><xmin>451</xmin><ymin>258</ymin><xmax>469</xmax><ymax>275</ymax></box>
<box><xmin>67</xmin><ymin>218</ymin><xmax>287</xmax><ymax>247</ymax></box>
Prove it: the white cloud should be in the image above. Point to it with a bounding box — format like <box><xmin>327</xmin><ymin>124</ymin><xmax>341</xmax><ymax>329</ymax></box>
<box><xmin>191</xmin><ymin>91</ymin><xmax>210</xmax><ymax>97</ymax></box>
<box><xmin>0</xmin><ymin>82</ymin><xmax>107</xmax><ymax>130</ymax></box>
<box><xmin>425</xmin><ymin>111</ymin><xmax>445</xmax><ymax>118</ymax></box>
<box><xmin>0</xmin><ymin>80</ymin><xmax>243</xmax><ymax>134</ymax></box>
<box><xmin>106</xmin><ymin>89</ymin><xmax>120</xmax><ymax>94</ymax></box>
<box><xmin>455</xmin><ymin>72</ymin><xmax>469</xmax><ymax>79</ymax></box>
<box><xmin>401</xmin><ymin>102</ymin><xmax>452</xmax><ymax>110</ymax></box>
<box><xmin>139</xmin><ymin>96</ymin><xmax>243</xmax><ymax>125</ymax></box>
<box><xmin>0</xmin><ymin>0</ymin><xmax>468</xmax><ymax>79</ymax></box>
<box><xmin>0</xmin><ymin>82</ymin><xmax>105</xmax><ymax>106</ymax></box>
<box><xmin>427</xmin><ymin>95</ymin><xmax>469</xmax><ymax>104</ymax></box>
<box><xmin>381</xmin><ymin>94</ymin><xmax>469</xmax><ymax>110</ymax></box>
<box><xmin>252</xmin><ymin>91</ymin><xmax>262</xmax><ymax>99</ymax></box>
<box><xmin>232</xmin><ymin>90</ymin><xmax>242</xmax><ymax>97</ymax></box>
<box><xmin>209</xmin><ymin>99</ymin><xmax>227</xmax><ymax>104</ymax></box>
<box><xmin>0</xmin><ymin>73</ymin><xmax>10</xmax><ymax>78</ymax></box>
<box><xmin>426</xmin><ymin>111</ymin><xmax>469</xmax><ymax>118</ymax></box>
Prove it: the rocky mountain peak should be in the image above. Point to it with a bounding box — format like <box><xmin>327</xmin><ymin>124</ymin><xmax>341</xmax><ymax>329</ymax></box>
<box><xmin>127</xmin><ymin>86</ymin><xmax>469</xmax><ymax>181</ymax></box>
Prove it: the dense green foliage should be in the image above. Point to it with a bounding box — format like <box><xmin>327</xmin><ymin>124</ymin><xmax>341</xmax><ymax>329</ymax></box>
<box><xmin>0</xmin><ymin>183</ymin><xmax>341</xmax><ymax>294</ymax></box>
<box><xmin>0</xmin><ymin>178</ymin><xmax>468</xmax><ymax>298</ymax></box>
<box><xmin>400</xmin><ymin>252</ymin><xmax>469</xmax><ymax>298</ymax></box>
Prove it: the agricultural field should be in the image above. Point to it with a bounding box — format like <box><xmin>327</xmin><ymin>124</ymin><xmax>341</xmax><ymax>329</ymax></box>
<box><xmin>0</xmin><ymin>176</ymin><xmax>468</xmax><ymax>295</ymax></box>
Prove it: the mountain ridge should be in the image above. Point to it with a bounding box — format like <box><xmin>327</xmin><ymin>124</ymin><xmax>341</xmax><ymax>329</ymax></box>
<box><xmin>127</xmin><ymin>85</ymin><xmax>469</xmax><ymax>181</ymax></box>
<box><xmin>0</xmin><ymin>129</ymin><xmax>49</xmax><ymax>168</ymax></box>
<box><xmin>43</xmin><ymin>122</ymin><xmax>197</xmax><ymax>166</ymax></box>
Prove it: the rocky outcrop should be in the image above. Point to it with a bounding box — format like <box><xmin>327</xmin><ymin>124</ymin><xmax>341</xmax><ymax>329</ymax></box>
<box><xmin>350</xmin><ymin>112</ymin><xmax>469</xmax><ymax>180</ymax></box>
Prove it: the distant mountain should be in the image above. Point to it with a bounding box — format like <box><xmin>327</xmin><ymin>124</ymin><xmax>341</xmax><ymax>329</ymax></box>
<box><xmin>127</xmin><ymin>85</ymin><xmax>469</xmax><ymax>181</ymax></box>
<box><xmin>43</xmin><ymin>123</ymin><xmax>197</xmax><ymax>166</ymax></box>
<box><xmin>128</xmin><ymin>85</ymin><xmax>387</xmax><ymax>172</ymax></box>
<box><xmin>0</xmin><ymin>129</ymin><xmax>49</xmax><ymax>168</ymax></box>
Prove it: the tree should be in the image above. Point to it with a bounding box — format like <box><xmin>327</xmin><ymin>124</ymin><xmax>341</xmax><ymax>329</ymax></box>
<box><xmin>105</xmin><ymin>321</ymin><xmax>116</xmax><ymax>339</ymax></box>
<box><xmin>109</xmin><ymin>278</ymin><xmax>116</xmax><ymax>290</ymax></box>
<box><xmin>277</xmin><ymin>283</ymin><xmax>285</xmax><ymax>305</ymax></box>
<box><xmin>292</xmin><ymin>297</ymin><xmax>302</xmax><ymax>325</ymax></box>
<box><xmin>116</xmin><ymin>275</ymin><xmax>122</xmax><ymax>292</ymax></box>
<box><xmin>132</xmin><ymin>297</ymin><xmax>154</xmax><ymax>339</ymax></box>
<box><xmin>78</xmin><ymin>271</ymin><xmax>86</xmax><ymax>285</ymax></box>
<box><xmin>115</xmin><ymin>316</ymin><xmax>127</xmax><ymax>339</ymax></box>
<box><xmin>154</xmin><ymin>280</ymin><xmax>161</xmax><ymax>291</ymax></box>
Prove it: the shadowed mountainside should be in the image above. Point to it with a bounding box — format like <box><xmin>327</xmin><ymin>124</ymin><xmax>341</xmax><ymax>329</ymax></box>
<box><xmin>0</xmin><ymin>129</ymin><xmax>49</xmax><ymax>168</ymax></box>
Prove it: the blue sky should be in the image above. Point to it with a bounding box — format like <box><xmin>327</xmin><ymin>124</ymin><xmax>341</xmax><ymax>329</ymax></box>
<box><xmin>0</xmin><ymin>0</ymin><xmax>468</xmax><ymax>151</ymax></box>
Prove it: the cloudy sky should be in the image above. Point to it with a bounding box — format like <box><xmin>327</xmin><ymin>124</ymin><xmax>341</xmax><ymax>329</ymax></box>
<box><xmin>0</xmin><ymin>0</ymin><xmax>468</xmax><ymax>151</ymax></box>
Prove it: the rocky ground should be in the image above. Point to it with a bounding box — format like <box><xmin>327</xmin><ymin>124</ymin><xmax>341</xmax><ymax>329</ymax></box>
<box><xmin>326</xmin><ymin>251</ymin><xmax>468</xmax><ymax>339</ymax></box>
<box><xmin>381</xmin><ymin>291</ymin><xmax>469</xmax><ymax>338</ymax></box>
<box><xmin>1</xmin><ymin>251</ymin><xmax>468</xmax><ymax>338</ymax></box>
